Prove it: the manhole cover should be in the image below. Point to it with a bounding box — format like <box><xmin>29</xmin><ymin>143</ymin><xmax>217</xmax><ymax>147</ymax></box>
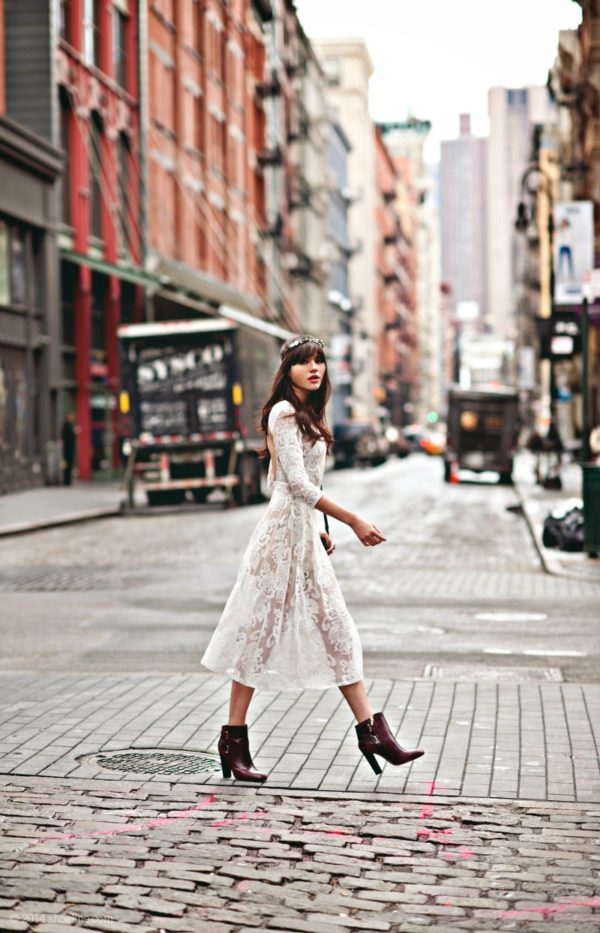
<box><xmin>423</xmin><ymin>665</ymin><xmax>563</xmax><ymax>683</ymax></box>
<box><xmin>89</xmin><ymin>748</ymin><xmax>221</xmax><ymax>775</ymax></box>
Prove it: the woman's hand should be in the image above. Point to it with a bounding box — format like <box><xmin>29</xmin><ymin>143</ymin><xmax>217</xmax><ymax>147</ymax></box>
<box><xmin>320</xmin><ymin>531</ymin><xmax>335</xmax><ymax>555</ymax></box>
<box><xmin>350</xmin><ymin>517</ymin><xmax>386</xmax><ymax>547</ymax></box>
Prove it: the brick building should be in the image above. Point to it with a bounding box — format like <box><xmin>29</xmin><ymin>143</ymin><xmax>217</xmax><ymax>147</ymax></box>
<box><xmin>144</xmin><ymin>0</ymin><xmax>271</xmax><ymax>325</ymax></box>
<box><xmin>0</xmin><ymin>0</ymin><xmax>62</xmax><ymax>493</ymax></box>
<box><xmin>374</xmin><ymin>126</ymin><xmax>418</xmax><ymax>428</ymax></box>
<box><xmin>56</xmin><ymin>0</ymin><xmax>143</xmax><ymax>480</ymax></box>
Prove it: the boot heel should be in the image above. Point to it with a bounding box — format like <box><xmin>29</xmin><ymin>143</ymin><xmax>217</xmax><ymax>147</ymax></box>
<box><xmin>361</xmin><ymin>749</ymin><xmax>382</xmax><ymax>775</ymax></box>
<box><xmin>220</xmin><ymin>755</ymin><xmax>232</xmax><ymax>778</ymax></box>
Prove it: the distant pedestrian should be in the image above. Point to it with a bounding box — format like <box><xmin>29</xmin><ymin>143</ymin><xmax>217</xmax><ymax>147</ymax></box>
<box><xmin>201</xmin><ymin>335</ymin><xmax>424</xmax><ymax>782</ymax></box>
<box><xmin>61</xmin><ymin>412</ymin><xmax>77</xmax><ymax>486</ymax></box>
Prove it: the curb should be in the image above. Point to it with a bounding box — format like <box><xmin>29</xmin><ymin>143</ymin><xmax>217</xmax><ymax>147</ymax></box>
<box><xmin>0</xmin><ymin>505</ymin><xmax>122</xmax><ymax>538</ymax></box>
<box><xmin>514</xmin><ymin>480</ymin><xmax>600</xmax><ymax>583</ymax></box>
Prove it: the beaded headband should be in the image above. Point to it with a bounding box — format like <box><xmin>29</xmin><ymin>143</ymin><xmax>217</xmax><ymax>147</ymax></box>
<box><xmin>281</xmin><ymin>335</ymin><xmax>324</xmax><ymax>357</ymax></box>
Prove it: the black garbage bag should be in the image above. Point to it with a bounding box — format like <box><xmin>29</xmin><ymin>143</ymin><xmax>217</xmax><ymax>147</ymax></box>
<box><xmin>542</xmin><ymin>506</ymin><xmax>584</xmax><ymax>552</ymax></box>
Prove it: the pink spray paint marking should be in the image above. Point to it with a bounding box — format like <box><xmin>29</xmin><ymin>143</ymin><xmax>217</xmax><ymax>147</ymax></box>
<box><xmin>427</xmin><ymin>780</ymin><xmax>437</xmax><ymax>796</ymax></box>
<box><xmin>14</xmin><ymin>793</ymin><xmax>219</xmax><ymax>849</ymax></box>
<box><xmin>419</xmin><ymin>805</ymin><xmax>433</xmax><ymax>820</ymax></box>
<box><xmin>439</xmin><ymin>846</ymin><xmax>475</xmax><ymax>862</ymax></box>
<box><xmin>210</xmin><ymin>809</ymin><xmax>268</xmax><ymax>828</ymax></box>
<box><xmin>497</xmin><ymin>897</ymin><xmax>600</xmax><ymax>919</ymax></box>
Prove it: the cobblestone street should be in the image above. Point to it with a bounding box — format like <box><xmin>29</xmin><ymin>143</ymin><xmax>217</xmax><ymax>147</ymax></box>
<box><xmin>1</xmin><ymin>455</ymin><xmax>599</xmax><ymax>930</ymax></box>
<box><xmin>1</xmin><ymin>778</ymin><xmax>599</xmax><ymax>932</ymax></box>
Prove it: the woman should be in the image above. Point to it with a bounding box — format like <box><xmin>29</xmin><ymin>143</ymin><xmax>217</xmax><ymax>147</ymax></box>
<box><xmin>201</xmin><ymin>334</ymin><xmax>424</xmax><ymax>782</ymax></box>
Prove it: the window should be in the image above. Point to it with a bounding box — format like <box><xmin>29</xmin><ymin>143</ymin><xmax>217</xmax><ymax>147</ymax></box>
<box><xmin>60</xmin><ymin>92</ymin><xmax>71</xmax><ymax>225</ymax></box>
<box><xmin>0</xmin><ymin>222</ymin><xmax>9</xmax><ymax>306</ymax></box>
<box><xmin>0</xmin><ymin>223</ymin><xmax>28</xmax><ymax>307</ymax></box>
<box><xmin>89</xmin><ymin>113</ymin><xmax>103</xmax><ymax>240</ymax></box>
<box><xmin>113</xmin><ymin>6</ymin><xmax>127</xmax><ymax>88</ymax></box>
<box><xmin>57</xmin><ymin>0</ymin><xmax>70</xmax><ymax>41</ymax></box>
<box><xmin>196</xmin><ymin>95</ymin><xmax>205</xmax><ymax>153</ymax></box>
<box><xmin>193</xmin><ymin>0</ymin><xmax>204</xmax><ymax>56</ymax></box>
<box><xmin>10</xmin><ymin>229</ymin><xmax>27</xmax><ymax>306</ymax></box>
<box><xmin>118</xmin><ymin>133</ymin><xmax>130</xmax><ymax>254</ymax></box>
<box><xmin>209</xmin><ymin>114</ymin><xmax>225</xmax><ymax>173</ymax></box>
<box><xmin>83</xmin><ymin>0</ymin><xmax>101</xmax><ymax>65</ymax></box>
<box><xmin>324</xmin><ymin>57</ymin><xmax>340</xmax><ymax>86</ymax></box>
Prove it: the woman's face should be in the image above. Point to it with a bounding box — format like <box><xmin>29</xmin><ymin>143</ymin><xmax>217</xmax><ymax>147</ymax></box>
<box><xmin>289</xmin><ymin>353</ymin><xmax>326</xmax><ymax>398</ymax></box>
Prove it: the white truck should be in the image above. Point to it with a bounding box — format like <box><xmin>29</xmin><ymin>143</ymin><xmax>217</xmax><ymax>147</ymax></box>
<box><xmin>118</xmin><ymin>314</ymin><xmax>290</xmax><ymax>507</ymax></box>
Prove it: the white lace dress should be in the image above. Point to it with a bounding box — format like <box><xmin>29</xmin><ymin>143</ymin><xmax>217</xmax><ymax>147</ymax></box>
<box><xmin>201</xmin><ymin>399</ymin><xmax>363</xmax><ymax>691</ymax></box>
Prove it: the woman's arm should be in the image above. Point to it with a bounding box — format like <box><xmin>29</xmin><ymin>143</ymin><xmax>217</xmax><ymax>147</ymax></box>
<box><xmin>314</xmin><ymin>493</ymin><xmax>386</xmax><ymax>547</ymax></box>
<box><xmin>270</xmin><ymin>404</ymin><xmax>324</xmax><ymax>508</ymax></box>
<box><xmin>271</xmin><ymin>402</ymin><xmax>385</xmax><ymax>548</ymax></box>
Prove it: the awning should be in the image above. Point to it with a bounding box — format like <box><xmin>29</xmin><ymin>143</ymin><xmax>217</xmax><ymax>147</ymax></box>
<box><xmin>61</xmin><ymin>248</ymin><xmax>158</xmax><ymax>290</ymax></box>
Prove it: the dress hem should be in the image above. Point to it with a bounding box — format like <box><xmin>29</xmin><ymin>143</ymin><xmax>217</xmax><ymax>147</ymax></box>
<box><xmin>200</xmin><ymin>660</ymin><xmax>363</xmax><ymax>692</ymax></box>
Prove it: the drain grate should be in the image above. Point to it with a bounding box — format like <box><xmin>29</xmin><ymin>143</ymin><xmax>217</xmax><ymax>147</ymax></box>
<box><xmin>93</xmin><ymin>748</ymin><xmax>221</xmax><ymax>775</ymax></box>
<box><xmin>423</xmin><ymin>664</ymin><xmax>563</xmax><ymax>683</ymax></box>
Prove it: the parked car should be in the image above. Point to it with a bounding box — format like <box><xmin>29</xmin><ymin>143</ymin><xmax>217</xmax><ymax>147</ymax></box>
<box><xmin>384</xmin><ymin>425</ymin><xmax>411</xmax><ymax>458</ymax></box>
<box><xmin>333</xmin><ymin>422</ymin><xmax>389</xmax><ymax>469</ymax></box>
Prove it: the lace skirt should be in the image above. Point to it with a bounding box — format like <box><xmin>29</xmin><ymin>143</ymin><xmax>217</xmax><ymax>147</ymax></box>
<box><xmin>200</xmin><ymin>482</ymin><xmax>364</xmax><ymax>690</ymax></box>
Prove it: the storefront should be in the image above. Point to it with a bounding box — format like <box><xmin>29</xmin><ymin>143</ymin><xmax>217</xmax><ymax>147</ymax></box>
<box><xmin>0</xmin><ymin>114</ymin><xmax>61</xmax><ymax>493</ymax></box>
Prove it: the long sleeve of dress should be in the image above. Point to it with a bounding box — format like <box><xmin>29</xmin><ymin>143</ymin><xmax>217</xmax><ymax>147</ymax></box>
<box><xmin>271</xmin><ymin>403</ymin><xmax>323</xmax><ymax>508</ymax></box>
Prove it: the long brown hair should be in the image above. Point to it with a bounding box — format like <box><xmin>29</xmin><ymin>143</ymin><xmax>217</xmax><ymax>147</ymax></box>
<box><xmin>258</xmin><ymin>336</ymin><xmax>333</xmax><ymax>456</ymax></box>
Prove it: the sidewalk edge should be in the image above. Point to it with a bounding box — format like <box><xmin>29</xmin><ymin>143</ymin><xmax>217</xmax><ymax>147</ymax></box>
<box><xmin>0</xmin><ymin>505</ymin><xmax>122</xmax><ymax>538</ymax></box>
<box><xmin>513</xmin><ymin>480</ymin><xmax>598</xmax><ymax>582</ymax></box>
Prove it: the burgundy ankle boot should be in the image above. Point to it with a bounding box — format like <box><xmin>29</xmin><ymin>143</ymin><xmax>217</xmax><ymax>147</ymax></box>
<box><xmin>356</xmin><ymin>712</ymin><xmax>424</xmax><ymax>775</ymax></box>
<box><xmin>218</xmin><ymin>725</ymin><xmax>267</xmax><ymax>782</ymax></box>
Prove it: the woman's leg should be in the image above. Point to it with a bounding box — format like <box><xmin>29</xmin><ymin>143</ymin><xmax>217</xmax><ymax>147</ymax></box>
<box><xmin>339</xmin><ymin>680</ymin><xmax>373</xmax><ymax>723</ymax></box>
<box><xmin>228</xmin><ymin>679</ymin><xmax>255</xmax><ymax>725</ymax></box>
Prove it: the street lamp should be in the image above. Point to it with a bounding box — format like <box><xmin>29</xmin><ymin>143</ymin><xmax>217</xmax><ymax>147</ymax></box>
<box><xmin>514</xmin><ymin>162</ymin><xmax>556</xmax><ymax>433</ymax></box>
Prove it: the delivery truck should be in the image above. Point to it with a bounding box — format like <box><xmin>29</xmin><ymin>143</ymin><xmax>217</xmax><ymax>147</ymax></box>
<box><xmin>118</xmin><ymin>315</ymin><xmax>289</xmax><ymax>507</ymax></box>
<box><xmin>444</xmin><ymin>386</ymin><xmax>519</xmax><ymax>485</ymax></box>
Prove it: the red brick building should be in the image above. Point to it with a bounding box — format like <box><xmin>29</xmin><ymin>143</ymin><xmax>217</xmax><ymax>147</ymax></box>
<box><xmin>374</xmin><ymin>126</ymin><xmax>415</xmax><ymax>427</ymax></box>
<box><xmin>57</xmin><ymin>0</ymin><xmax>143</xmax><ymax>479</ymax></box>
<box><xmin>145</xmin><ymin>0</ymin><xmax>270</xmax><ymax>321</ymax></box>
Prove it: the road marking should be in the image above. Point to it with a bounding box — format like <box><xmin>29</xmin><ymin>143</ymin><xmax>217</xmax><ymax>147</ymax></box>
<box><xmin>484</xmin><ymin>648</ymin><xmax>587</xmax><ymax>657</ymax></box>
<box><xmin>475</xmin><ymin>612</ymin><xmax>548</xmax><ymax>622</ymax></box>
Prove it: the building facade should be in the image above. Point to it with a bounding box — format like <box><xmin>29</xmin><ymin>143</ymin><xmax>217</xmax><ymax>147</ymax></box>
<box><xmin>373</xmin><ymin>126</ymin><xmax>410</xmax><ymax>427</ymax></box>
<box><xmin>440</xmin><ymin>114</ymin><xmax>488</xmax><ymax>331</ymax></box>
<box><xmin>313</xmin><ymin>37</ymin><xmax>378</xmax><ymax>421</ymax></box>
<box><xmin>486</xmin><ymin>85</ymin><xmax>556</xmax><ymax>341</ymax></box>
<box><xmin>325</xmin><ymin>119</ymin><xmax>353</xmax><ymax>425</ymax></box>
<box><xmin>144</xmin><ymin>0</ymin><xmax>271</xmax><ymax>326</ymax></box>
<box><xmin>548</xmin><ymin>7</ymin><xmax>600</xmax><ymax>446</ymax></box>
<box><xmin>1</xmin><ymin>0</ymin><xmax>62</xmax><ymax>493</ymax></box>
<box><xmin>380</xmin><ymin>119</ymin><xmax>438</xmax><ymax>425</ymax></box>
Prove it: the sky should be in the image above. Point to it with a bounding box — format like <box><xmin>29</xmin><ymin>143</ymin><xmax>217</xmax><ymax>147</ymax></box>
<box><xmin>294</xmin><ymin>0</ymin><xmax>582</xmax><ymax>162</ymax></box>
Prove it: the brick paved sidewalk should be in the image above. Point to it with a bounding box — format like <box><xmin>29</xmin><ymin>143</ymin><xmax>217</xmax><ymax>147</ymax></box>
<box><xmin>1</xmin><ymin>673</ymin><xmax>599</xmax><ymax>802</ymax></box>
<box><xmin>1</xmin><ymin>776</ymin><xmax>599</xmax><ymax>932</ymax></box>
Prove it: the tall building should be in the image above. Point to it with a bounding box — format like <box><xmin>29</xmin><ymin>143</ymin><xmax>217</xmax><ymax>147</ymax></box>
<box><xmin>374</xmin><ymin>126</ymin><xmax>415</xmax><ymax>427</ymax></box>
<box><xmin>313</xmin><ymin>37</ymin><xmax>378</xmax><ymax>421</ymax></box>
<box><xmin>486</xmin><ymin>86</ymin><xmax>556</xmax><ymax>340</ymax></box>
<box><xmin>440</xmin><ymin>114</ymin><xmax>488</xmax><ymax>330</ymax></box>
<box><xmin>381</xmin><ymin>119</ymin><xmax>440</xmax><ymax>425</ymax></box>
<box><xmin>0</xmin><ymin>0</ymin><xmax>62</xmax><ymax>493</ymax></box>
<box><xmin>325</xmin><ymin>120</ymin><xmax>353</xmax><ymax>425</ymax></box>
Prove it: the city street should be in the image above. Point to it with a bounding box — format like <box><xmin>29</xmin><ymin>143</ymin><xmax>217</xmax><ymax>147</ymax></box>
<box><xmin>1</xmin><ymin>454</ymin><xmax>598</xmax><ymax>683</ymax></box>
<box><xmin>1</xmin><ymin>454</ymin><xmax>599</xmax><ymax>931</ymax></box>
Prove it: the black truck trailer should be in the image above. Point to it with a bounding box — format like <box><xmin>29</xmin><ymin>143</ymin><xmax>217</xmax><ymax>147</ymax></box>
<box><xmin>118</xmin><ymin>316</ymin><xmax>288</xmax><ymax>507</ymax></box>
<box><xmin>444</xmin><ymin>386</ymin><xmax>519</xmax><ymax>485</ymax></box>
